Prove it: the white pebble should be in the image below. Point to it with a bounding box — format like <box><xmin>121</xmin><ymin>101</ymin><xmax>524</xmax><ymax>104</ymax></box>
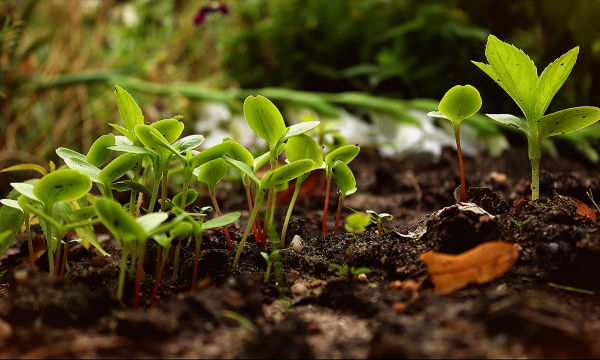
<box><xmin>291</xmin><ymin>283</ymin><xmax>307</xmax><ymax>295</ymax></box>
<box><xmin>291</xmin><ymin>235</ymin><xmax>303</xmax><ymax>254</ymax></box>
<box><xmin>357</xmin><ymin>273</ymin><xmax>368</xmax><ymax>282</ymax></box>
<box><xmin>13</xmin><ymin>269</ymin><xmax>28</xmax><ymax>285</ymax></box>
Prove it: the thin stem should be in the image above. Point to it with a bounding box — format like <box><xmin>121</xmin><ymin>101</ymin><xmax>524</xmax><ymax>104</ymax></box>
<box><xmin>322</xmin><ymin>176</ymin><xmax>332</xmax><ymax>235</ymax></box>
<box><xmin>44</xmin><ymin>205</ymin><xmax>55</xmax><ymax>275</ymax></box>
<box><xmin>173</xmin><ymin>241</ymin><xmax>182</xmax><ymax>280</ymax></box>
<box><xmin>165</xmin><ymin>244</ymin><xmax>176</xmax><ymax>277</ymax></box>
<box><xmin>210</xmin><ymin>189</ymin><xmax>232</xmax><ymax>249</ymax></box>
<box><xmin>150</xmin><ymin>257</ymin><xmax>167</xmax><ymax>307</ymax></box>
<box><xmin>132</xmin><ymin>242</ymin><xmax>146</xmax><ymax>310</ymax></box>
<box><xmin>161</xmin><ymin>167</ymin><xmax>169</xmax><ymax>213</ymax></box>
<box><xmin>128</xmin><ymin>241</ymin><xmax>138</xmax><ymax>280</ymax></box>
<box><xmin>191</xmin><ymin>241</ymin><xmax>201</xmax><ymax>290</ymax></box>
<box><xmin>454</xmin><ymin>127</ymin><xmax>466</xmax><ymax>203</ymax></box>
<box><xmin>264</xmin><ymin>262</ymin><xmax>272</xmax><ymax>283</ymax></box>
<box><xmin>377</xmin><ymin>221</ymin><xmax>383</xmax><ymax>237</ymax></box>
<box><xmin>334</xmin><ymin>195</ymin><xmax>344</xmax><ymax>235</ymax></box>
<box><xmin>148</xmin><ymin>174</ymin><xmax>161</xmax><ymax>215</ymax></box>
<box><xmin>25</xmin><ymin>213</ymin><xmax>34</xmax><ymax>267</ymax></box>
<box><xmin>261</xmin><ymin>187</ymin><xmax>274</xmax><ymax>249</ymax></box>
<box><xmin>179</xmin><ymin>168</ymin><xmax>192</xmax><ymax>210</ymax></box>
<box><xmin>117</xmin><ymin>240</ymin><xmax>131</xmax><ymax>302</ymax></box>
<box><xmin>234</xmin><ymin>191</ymin><xmax>265</xmax><ymax>266</ymax></box>
<box><xmin>531</xmin><ymin>157</ymin><xmax>540</xmax><ymax>201</ymax></box>
<box><xmin>60</xmin><ymin>230</ymin><xmax>71</xmax><ymax>277</ymax></box>
<box><xmin>135</xmin><ymin>165</ymin><xmax>149</xmax><ymax>218</ymax></box>
<box><xmin>128</xmin><ymin>156</ymin><xmax>143</xmax><ymax>215</ymax></box>
<box><xmin>245</xmin><ymin>184</ymin><xmax>259</xmax><ymax>242</ymax></box>
<box><xmin>281</xmin><ymin>176</ymin><xmax>305</xmax><ymax>248</ymax></box>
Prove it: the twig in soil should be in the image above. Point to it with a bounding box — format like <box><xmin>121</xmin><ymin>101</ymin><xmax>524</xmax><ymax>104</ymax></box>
<box><xmin>586</xmin><ymin>189</ymin><xmax>600</xmax><ymax>214</ymax></box>
<box><xmin>17</xmin><ymin>336</ymin><xmax>131</xmax><ymax>359</ymax></box>
<box><xmin>547</xmin><ymin>282</ymin><xmax>595</xmax><ymax>295</ymax></box>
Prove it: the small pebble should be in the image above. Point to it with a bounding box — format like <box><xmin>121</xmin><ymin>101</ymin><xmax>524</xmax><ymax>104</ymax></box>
<box><xmin>388</xmin><ymin>280</ymin><xmax>403</xmax><ymax>290</ymax></box>
<box><xmin>0</xmin><ymin>318</ymin><xmax>12</xmax><ymax>340</ymax></box>
<box><xmin>393</xmin><ymin>302</ymin><xmax>407</xmax><ymax>313</ymax></box>
<box><xmin>489</xmin><ymin>171</ymin><xmax>507</xmax><ymax>184</ymax></box>
<box><xmin>548</xmin><ymin>242</ymin><xmax>559</xmax><ymax>254</ymax></box>
<box><xmin>291</xmin><ymin>283</ymin><xmax>307</xmax><ymax>295</ymax></box>
<box><xmin>290</xmin><ymin>235</ymin><xmax>303</xmax><ymax>254</ymax></box>
<box><xmin>13</xmin><ymin>268</ymin><xmax>28</xmax><ymax>285</ymax></box>
<box><xmin>357</xmin><ymin>273</ymin><xmax>368</xmax><ymax>282</ymax></box>
<box><xmin>403</xmin><ymin>279</ymin><xmax>419</xmax><ymax>296</ymax></box>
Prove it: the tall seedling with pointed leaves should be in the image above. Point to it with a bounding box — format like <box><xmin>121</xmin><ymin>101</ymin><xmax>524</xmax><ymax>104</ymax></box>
<box><xmin>473</xmin><ymin>35</ymin><xmax>600</xmax><ymax>200</ymax></box>
<box><xmin>427</xmin><ymin>85</ymin><xmax>482</xmax><ymax>202</ymax></box>
<box><xmin>331</xmin><ymin>160</ymin><xmax>357</xmax><ymax>235</ymax></box>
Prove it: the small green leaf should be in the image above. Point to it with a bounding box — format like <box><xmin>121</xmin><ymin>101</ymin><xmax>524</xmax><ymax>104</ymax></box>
<box><xmin>109</xmin><ymin>124</ymin><xmax>131</xmax><ymax>141</ymax></box>
<box><xmin>260</xmin><ymin>252</ymin><xmax>269</xmax><ymax>262</ymax></box>
<box><xmin>75</xmin><ymin>225</ymin><xmax>109</xmax><ymax>256</ymax></box>
<box><xmin>0</xmin><ymin>230</ymin><xmax>15</xmax><ymax>257</ymax></box>
<box><xmin>0</xmin><ymin>199</ymin><xmax>22</xmax><ymax>211</ymax></box>
<box><xmin>261</xmin><ymin>159</ymin><xmax>315</xmax><ymax>189</ymax></box>
<box><xmin>98</xmin><ymin>153</ymin><xmax>138</xmax><ymax>186</ymax></box>
<box><xmin>345</xmin><ymin>212</ymin><xmax>371</xmax><ymax>233</ymax></box>
<box><xmin>70</xmin><ymin>206</ymin><xmax>96</xmax><ymax>222</ymax></box>
<box><xmin>173</xmin><ymin>135</ymin><xmax>205</xmax><ymax>152</ymax></box>
<box><xmin>1</xmin><ymin>163</ymin><xmax>47</xmax><ymax>176</ymax></box>
<box><xmin>172</xmin><ymin>189</ymin><xmax>198</xmax><ymax>208</ymax></box>
<box><xmin>201</xmin><ymin>212</ymin><xmax>241</xmax><ymax>230</ymax></box>
<box><xmin>325</xmin><ymin>144</ymin><xmax>360</xmax><ymax>169</ymax></box>
<box><xmin>86</xmin><ymin>134</ymin><xmax>116</xmax><ymax>167</ymax></box>
<box><xmin>94</xmin><ymin>198</ymin><xmax>146</xmax><ymax>242</ymax></box>
<box><xmin>56</xmin><ymin>147</ymin><xmax>86</xmax><ymax>162</ymax></box>
<box><xmin>109</xmin><ymin>145</ymin><xmax>152</xmax><ymax>155</ymax></box>
<box><xmin>115</xmin><ymin>85</ymin><xmax>144</xmax><ymax>142</ymax></box>
<box><xmin>285</xmin><ymin>134</ymin><xmax>323</xmax><ymax>170</ymax></box>
<box><xmin>537</xmin><ymin>47</ymin><xmax>579</xmax><ymax>118</ymax></box>
<box><xmin>123</xmin><ymin>179</ymin><xmax>151</xmax><ymax>194</ymax></box>
<box><xmin>332</xmin><ymin>160</ymin><xmax>356</xmax><ymax>195</ymax></box>
<box><xmin>64</xmin><ymin>157</ymin><xmax>101</xmax><ymax>183</ymax></box>
<box><xmin>197</xmin><ymin>158</ymin><xmax>229</xmax><ymax>189</ymax></box>
<box><xmin>435</xmin><ymin>85</ymin><xmax>482</xmax><ymax>124</ymax></box>
<box><xmin>135</xmin><ymin>124</ymin><xmax>171</xmax><ymax>157</ymax></box>
<box><xmin>34</xmin><ymin>169</ymin><xmax>92</xmax><ymax>206</ymax></box>
<box><xmin>169</xmin><ymin>222</ymin><xmax>194</xmax><ymax>241</ymax></box>
<box><xmin>136</xmin><ymin>212</ymin><xmax>169</xmax><ymax>234</ymax></box>
<box><xmin>244</xmin><ymin>95</ymin><xmax>287</xmax><ymax>150</ymax></box>
<box><xmin>225</xmin><ymin>137</ymin><xmax>254</xmax><ymax>166</ymax></box>
<box><xmin>538</xmin><ymin>107</ymin><xmax>600</xmax><ymax>139</ymax></box>
<box><xmin>284</xmin><ymin>121</ymin><xmax>320</xmax><ymax>140</ymax></box>
<box><xmin>223</xmin><ymin>157</ymin><xmax>260</xmax><ymax>186</ymax></box>
<box><xmin>353</xmin><ymin>268</ymin><xmax>371</xmax><ymax>275</ymax></box>
<box><xmin>189</xmin><ymin>141</ymin><xmax>233</xmax><ymax>169</ymax></box>
<box><xmin>486</xmin><ymin>114</ymin><xmax>531</xmax><ymax>138</ymax></box>
<box><xmin>151</xmin><ymin>119</ymin><xmax>184</xmax><ymax>144</ymax></box>
<box><xmin>10</xmin><ymin>183</ymin><xmax>38</xmax><ymax>201</ymax></box>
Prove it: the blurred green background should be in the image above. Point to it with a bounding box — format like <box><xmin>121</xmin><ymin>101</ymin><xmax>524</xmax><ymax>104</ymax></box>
<box><xmin>2</xmin><ymin>0</ymin><xmax>600</xmax><ymax>169</ymax></box>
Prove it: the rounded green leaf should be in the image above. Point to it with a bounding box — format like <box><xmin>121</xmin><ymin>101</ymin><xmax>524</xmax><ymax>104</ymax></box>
<box><xmin>332</xmin><ymin>160</ymin><xmax>356</xmax><ymax>195</ymax></box>
<box><xmin>345</xmin><ymin>212</ymin><xmax>371</xmax><ymax>234</ymax></box>
<box><xmin>169</xmin><ymin>222</ymin><xmax>194</xmax><ymax>241</ymax></box>
<box><xmin>70</xmin><ymin>206</ymin><xmax>96</xmax><ymax>222</ymax></box>
<box><xmin>437</xmin><ymin>85</ymin><xmax>482</xmax><ymax>124</ymax></box>
<box><xmin>64</xmin><ymin>157</ymin><xmax>101</xmax><ymax>183</ymax></box>
<box><xmin>10</xmin><ymin>183</ymin><xmax>38</xmax><ymax>201</ymax></box>
<box><xmin>135</xmin><ymin>124</ymin><xmax>171</xmax><ymax>156</ymax></box>
<box><xmin>225</xmin><ymin>137</ymin><xmax>254</xmax><ymax>166</ymax></box>
<box><xmin>123</xmin><ymin>179</ymin><xmax>151</xmax><ymax>194</ymax></box>
<box><xmin>98</xmin><ymin>153</ymin><xmax>138</xmax><ymax>185</ymax></box>
<box><xmin>325</xmin><ymin>144</ymin><xmax>360</xmax><ymax>169</ymax></box>
<box><xmin>56</xmin><ymin>147</ymin><xmax>86</xmax><ymax>162</ymax></box>
<box><xmin>33</xmin><ymin>169</ymin><xmax>92</xmax><ymax>206</ymax></box>
<box><xmin>95</xmin><ymin>198</ymin><xmax>145</xmax><ymax>242</ymax></box>
<box><xmin>172</xmin><ymin>189</ymin><xmax>198</xmax><ymax>208</ymax></box>
<box><xmin>202</xmin><ymin>212</ymin><xmax>241</xmax><ymax>230</ymax></box>
<box><xmin>86</xmin><ymin>134</ymin><xmax>116</xmax><ymax>167</ymax></box>
<box><xmin>261</xmin><ymin>159</ymin><xmax>315</xmax><ymax>190</ymax></box>
<box><xmin>136</xmin><ymin>212</ymin><xmax>169</xmax><ymax>234</ymax></box>
<box><xmin>189</xmin><ymin>141</ymin><xmax>233</xmax><ymax>169</ymax></box>
<box><xmin>172</xmin><ymin>135</ymin><xmax>205</xmax><ymax>152</ymax></box>
<box><xmin>151</xmin><ymin>119</ymin><xmax>184</xmax><ymax>144</ymax></box>
<box><xmin>197</xmin><ymin>158</ymin><xmax>228</xmax><ymax>188</ymax></box>
<box><xmin>284</xmin><ymin>121</ymin><xmax>320</xmax><ymax>140</ymax></box>
<box><xmin>285</xmin><ymin>134</ymin><xmax>323</xmax><ymax>170</ymax></box>
<box><xmin>244</xmin><ymin>95</ymin><xmax>287</xmax><ymax>149</ymax></box>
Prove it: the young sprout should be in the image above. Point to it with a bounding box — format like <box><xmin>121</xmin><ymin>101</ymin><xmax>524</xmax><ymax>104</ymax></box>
<box><xmin>345</xmin><ymin>211</ymin><xmax>371</xmax><ymax>249</ymax></box>
<box><xmin>195</xmin><ymin>158</ymin><xmax>233</xmax><ymax>249</ymax></box>
<box><xmin>329</xmin><ymin>263</ymin><xmax>371</xmax><ymax>278</ymax></box>
<box><xmin>260</xmin><ymin>250</ymin><xmax>280</xmax><ymax>283</ymax></box>
<box><xmin>150</xmin><ymin>222</ymin><xmax>193</xmax><ymax>307</ymax></box>
<box><xmin>473</xmin><ymin>35</ymin><xmax>600</xmax><ymax>200</ymax></box>
<box><xmin>427</xmin><ymin>85</ymin><xmax>482</xmax><ymax>203</ymax></box>
<box><xmin>0</xmin><ymin>195</ymin><xmax>41</xmax><ymax>266</ymax></box>
<box><xmin>323</xmin><ymin>144</ymin><xmax>360</xmax><ymax>235</ymax></box>
<box><xmin>365</xmin><ymin>210</ymin><xmax>392</xmax><ymax>237</ymax></box>
<box><xmin>331</xmin><ymin>160</ymin><xmax>357</xmax><ymax>235</ymax></box>
<box><xmin>280</xmin><ymin>134</ymin><xmax>324</xmax><ymax>248</ymax></box>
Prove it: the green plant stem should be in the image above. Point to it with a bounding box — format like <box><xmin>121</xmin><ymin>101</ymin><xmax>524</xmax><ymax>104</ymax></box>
<box><xmin>264</xmin><ymin>261</ymin><xmax>272</xmax><ymax>283</ymax></box>
<box><xmin>322</xmin><ymin>176</ymin><xmax>332</xmax><ymax>235</ymax></box>
<box><xmin>161</xmin><ymin>167</ymin><xmax>168</xmax><ymax>212</ymax></box>
<box><xmin>529</xmin><ymin>137</ymin><xmax>542</xmax><ymax>201</ymax></box>
<box><xmin>128</xmin><ymin>156</ymin><xmax>143</xmax><ymax>215</ymax></box>
<box><xmin>234</xmin><ymin>191</ymin><xmax>266</xmax><ymax>266</ymax></box>
<box><xmin>135</xmin><ymin>166</ymin><xmax>149</xmax><ymax>217</ymax></box>
<box><xmin>261</xmin><ymin>187</ymin><xmax>274</xmax><ymax>249</ymax></box>
<box><xmin>128</xmin><ymin>241</ymin><xmax>138</xmax><ymax>279</ymax></box>
<box><xmin>333</xmin><ymin>195</ymin><xmax>345</xmax><ymax>235</ymax></box>
<box><xmin>150</xmin><ymin>257</ymin><xmax>167</xmax><ymax>307</ymax></box>
<box><xmin>180</xmin><ymin>166</ymin><xmax>193</xmax><ymax>211</ymax></box>
<box><xmin>25</xmin><ymin>213</ymin><xmax>34</xmax><ymax>266</ymax></box>
<box><xmin>377</xmin><ymin>221</ymin><xmax>382</xmax><ymax>237</ymax></box>
<box><xmin>148</xmin><ymin>173</ymin><xmax>161</xmax><ymax>214</ymax></box>
<box><xmin>210</xmin><ymin>190</ymin><xmax>232</xmax><ymax>249</ymax></box>
<box><xmin>43</xmin><ymin>204</ymin><xmax>55</xmax><ymax>275</ymax></box>
<box><xmin>173</xmin><ymin>241</ymin><xmax>181</xmax><ymax>279</ymax></box>
<box><xmin>454</xmin><ymin>126</ymin><xmax>466</xmax><ymax>203</ymax></box>
<box><xmin>245</xmin><ymin>184</ymin><xmax>259</xmax><ymax>242</ymax></box>
<box><xmin>132</xmin><ymin>242</ymin><xmax>146</xmax><ymax>310</ymax></box>
<box><xmin>60</xmin><ymin>230</ymin><xmax>71</xmax><ymax>277</ymax></box>
<box><xmin>117</xmin><ymin>240</ymin><xmax>131</xmax><ymax>301</ymax></box>
<box><xmin>191</xmin><ymin>234</ymin><xmax>203</xmax><ymax>290</ymax></box>
<box><xmin>280</xmin><ymin>176</ymin><xmax>305</xmax><ymax>248</ymax></box>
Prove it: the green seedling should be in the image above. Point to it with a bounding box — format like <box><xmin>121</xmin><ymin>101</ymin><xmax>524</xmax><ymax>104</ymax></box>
<box><xmin>329</xmin><ymin>263</ymin><xmax>371</xmax><ymax>278</ymax></box>
<box><xmin>473</xmin><ymin>35</ymin><xmax>600</xmax><ymax>200</ymax></box>
<box><xmin>280</xmin><ymin>134</ymin><xmax>324</xmax><ymax>248</ymax></box>
<box><xmin>510</xmin><ymin>217</ymin><xmax>531</xmax><ymax>233</ymax></box>
<box><xmin>268</xmin><ymin>181</ymin><xmax>289</xmax><ymax>241</ymax></box>
<box><xmin>260</xmin><ymin>250</ymin><xmax>280</xmax><ymax>283</ymax></box>
<box><xmin>323</xmin><ymin>144</ymin><xmax>360</xmax><ymax>235</ymax></box>
<box><xmin>427</xmin><ymin>85</ymin><xmax>482</xmax><ymax>202</ymax></box>
<box><xmin>244</xmin><ymin>95</ymin><xmax>319</xmax><ymax>246</ymax></box>
<box><xmin>150</xmin><ymin>221</ymin><xmax>193</xmax><ymax>307</ymax></box>
<box><xmin>345</xmin><ymin>211</ymin><xmax>371</xmax><ymax>249</ymax></box>
<box><xmin>94</xmin><ymin>198</ymin><xmax>185</xmax><ymax>308</ymax></box>
<box><xmin>224</xmin><ymin>157</ymin><xmax>315</xmax><ymax>265</ymax></box>
<box><xmin>0</xmin><ymin>195</ymin><xmax>41</xmax><ymax>266</ymax></box>
<box><xmin>332</xmin><ymin>160</ymin><xmax>357</xmax><ymax>235</ymax></box>
<box><xmin>366</xmin><ymin>210</ymin><xmax>393</xmax><ymax>236</ymax></box>
<box><xmin>195</xmin><ymin>158</ymin><xmax>233</xmax><ymax>249</ymax></box>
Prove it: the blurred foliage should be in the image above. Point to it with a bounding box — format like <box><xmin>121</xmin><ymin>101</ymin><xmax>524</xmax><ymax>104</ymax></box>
<box><xmin>2</xmin><ymin>0</ymin><xmax>600</xmax><ymax>170</ymax></box>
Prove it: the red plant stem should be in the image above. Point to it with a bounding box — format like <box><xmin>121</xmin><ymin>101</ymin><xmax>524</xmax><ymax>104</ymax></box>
<box><xmin>210</xmin><ymin>193</ymin><xmax>232</xmax><ymax>249</ymax></box>
<box><xmin>255</xmin><ymin>208</ymin><xmax>263</xmax><ymax>243</ymax></box>
<box><xmin>261</xmin><ymin>187</ymin><xmax>274</xmax><ymax>250</ymax></box>
<box><xmin>334</xmin><ymin>197</ymin><xmax>343</xmax><ymax>235</ymax></box>
<box><xmin>156</xmin><ymin>244</ymin><xmax>162</xmax><ymax>279</ymax></box>
<box><xmin>150</xmin><ymin>260</ymin><xmax>165</xmax><ymax>307</ymax></box>
<box><xmin>132</xmin><ymin>250</ymin><xmax>144</xmax><ymax>310</ymax></box>
<box><xmin>191</xmin><ymin>245</ymin><xmax>201</xmax><ymax>290</ymax></box>
<box><xmin>454</xmin><ymin>128</ymin><xmax>466</xmax><ymax>203</ymax></box>
<box><xmin>377</xmin><ymin>223</ymin><xmax>383</xmax><ymax>237</ymax></box>
<box><xmin>53</xmin><ymin>232</ymin><xmax>64</xmax><ymax>277</ymax></box>
<box><xmin>322</xmin><ymin>177</ymin><xmax>332</xmax><ymax>235</ymax></box>
<box><xmin>165</xmin><ymin>245</ymin><xmax>176</xmax><ymax>277</ymax></box>
<box><xmin>60</xmin><ymin>230</ymin><xmax>71</xmax><ymax>277</ymax></box>
<box><xmin>245</xmin><ymin>185</ymin><xmax>259</xmax><ymax>242</ymax></box>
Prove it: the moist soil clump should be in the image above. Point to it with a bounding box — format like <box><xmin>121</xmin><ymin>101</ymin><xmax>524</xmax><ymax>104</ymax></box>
<box><xmin>2</xmin><ymin>148</ymin><xmax>600</xmax><ymax>358</ymax></box>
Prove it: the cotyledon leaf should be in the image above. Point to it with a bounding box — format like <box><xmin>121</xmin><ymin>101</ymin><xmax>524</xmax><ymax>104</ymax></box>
<box><xmin>244</xmin><ymin>95</ymin><xmax>287</xmax><ymax>149</ymax></box>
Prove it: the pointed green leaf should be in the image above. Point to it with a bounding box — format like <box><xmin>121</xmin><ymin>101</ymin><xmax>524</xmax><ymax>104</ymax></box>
<box><xmin>0</xmin><ymin>199</ymin><xmax>22</xmax><ymax>211</ymax></box>
<box><xmin>285</xmin><ymin>134</ymin><xmax>323</xmax><ymax>170</ymax></box>
<box><xmin>95</xmin><ymin>198</ymin><xmax>146</xmax><ymax>242</ymax></box>
<box><xmin>114</xmin><ymin>135</ymin><xmax>133</xmax><ymax>146</ymax></box>
<box><xmin>98</xmin><ymin>153</ymin><xmax>138</xmax><ymax>185</ymax></box>
<box><xmin>538</xmin><ymin>107</ymin><xmax>600</xmax><ymax>139</ymax></box>
<box><xmin>197</xmin><ymin>158</ymin><xmax>228</xmax><ymax>188</ymax></box>
<box><xmin>325</xmin><ymin>144</ymin><xmax>360</xmax><ymax>168</ymax></box>
<box><xmin>108</xmin><ymin>144</ymin><xmax>152</xmax><ymax>155</ymax></box>
<box><xmin>225</xmin><ymin>137</ymin><xmax>254</xmax><ymax>166</ymax></box>
<box><xmin>244</xmin><ymin>95</ymin><xmax>287</xmax><ymax>149</ymax></box>
<box><xmin>74</xmin><ymin>225</ymin><xmax>109</xmax><ymax>256</ymax></box>
<box><xmin>436</xmin><ymin>85</ymin><xmax>482</xmax><ymax>124</ymax></box>
<box><xmin>136</xmin><ymin>212</ymin><xmax>169</xmax><ymax>234</ymax></box>
<box><xmin>426</xmin><ymin>111</ymin><xmax>451</xmax><ymax>121</ymax></box>
<box><xmin>151</xmin><ymin>119</ymin><xmax>184</xmax><ymax>144</ymax></box>
<box><xmin>332</xmin><ymin>160</ymin><xmax>356</xmax><ymax>195</ymax></box>
<box><xmin>261</xmin><ymin>159</ymin><xmax>315</xmax><ymax>189</ymax></box>
<box><xmin>189</xmin><ymin>141</ymin><xmax>233</xmax><ymax>169</ymax></box>
<box><xmin>1</xmin><ymin>163</ymin><xmax>47</xmax><ymax>176</ymax></box>
<box><xmin>484</xmin><ymin>35</ymin><xmax>538</xmax><ymax>121</ymax></box>
<box><xmin>111</xmin><ymin>182</ymin><xmax>131</xmax><ymax>192</ymax></box>
<box><xmin>86</xmin><ymin>134</ymin><xmax>116</xmax><ymax>167</ymax></box>
<box><xmin>173</xmin><ymin>135</ymin><xmax>205</xmax><ymax>152</ymax></box>
<box><xmin>172</xmin><ymin>189</ymin><xmax>198</xmax><ymax>209</ymax></box>
<box><xmin>151</xmin><ymin>132</ymin><xmax>187</xmax><ymax>164</ymax></box>
<box><xmin>64</xmin><ymin>157</ymin><xmax>101</xmax><ymax>183</ymax></box>
<box><xmin>109</xmin><ymin>124</ymin><xmax>131</xmax><ymax>141</ymax></box>
<box><xmin>472</xmin><ymin>61</ymin><xmax>512</xmax><ymax>97</ymax></box>
<box><xmin>70</xmin><ymin>206</ymin><xmax>96</xmax><ymax>222</ymax></box>
<box><xmin>486</xmin><ymin>114</ymin><xmax>531</xmax><ymax>138</ymax></box>
<box><xmin>135</xmin><ymin>124</ymin><xmax>171</xmax><ymax>157</ymax></box>
<box><xmin>123</xmin><ymin>179</ymin><xmax>151</xmax><ymax>194</ymax></box>
<box><xmin>223</xmin><ymin>157</ymin><xmax>260</xmax><ymax>186</ymax></box>
<box><xmin>115</xmin><ymin>85</ymin><xmax>144</xmax><ymax>142</ymax></box>
<box><xmin>10</xmin><ymin>183</ymin><xmax>38</xmax><ymax>201</ymax></box>
<box><xmin>537</xmin><ymin>47</ymin><xmax>579</xmax><ymax>118</ymax></box>
<box><xmin>34</xmin><ymin>169</ymin><xmax>93</xmax><ymax>206</ymax></box>
<box><xmin>0</xmin><ymin>230</ymin><xmax>15</xmax><ymax>257</ymax></box>
<box><xmin>202</xmin><ymin>212</ymin><xmax>241</xmax><ymax>230</ymax></box>
<box><xmin>284</xmin><ymin>121</ymin><xmax>321</xmax><ymax>140</ymax></box>
<box><xmin>56</xmin><ymin>147</ymin><xmax>86</xmax><ymax>162</ymax></box>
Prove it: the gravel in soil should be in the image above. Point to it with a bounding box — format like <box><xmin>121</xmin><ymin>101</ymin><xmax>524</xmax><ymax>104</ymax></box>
<box><xmin>1</xmin><ymin>147</ymin><xmax>600</xmax><ymax>358</ymax></box>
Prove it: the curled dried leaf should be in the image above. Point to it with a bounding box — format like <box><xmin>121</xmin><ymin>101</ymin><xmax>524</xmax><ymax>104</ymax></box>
<box><xmin>419</xmin><ymin>241</ymin><xmax>519</xmax><ymax>295</ymax></box>
<box><xmin>561</xmin><ymin>195</ymin><xmax>596</xmax><ymax>223</ymax></box>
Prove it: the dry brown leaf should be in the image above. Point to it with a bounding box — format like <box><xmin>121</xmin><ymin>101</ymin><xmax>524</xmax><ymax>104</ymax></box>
<box><xmin>419</xmin><ymin>241</ymin><xmax>519</xmax><ymax>295</ymax></box>
<box><xmin>561</xmin><ymin>195</ymin><xmax>597</xmax><ymax>223</ymax></box>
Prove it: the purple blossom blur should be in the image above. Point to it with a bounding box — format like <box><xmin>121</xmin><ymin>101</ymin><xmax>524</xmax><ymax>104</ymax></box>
<box><xmin>193</xmin><ymin>3</ymin><xmax>230</xmax><ymax>26</ymax></box>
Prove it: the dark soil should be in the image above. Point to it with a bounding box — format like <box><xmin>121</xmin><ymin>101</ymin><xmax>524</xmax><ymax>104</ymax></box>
<box><xmin>2</xmin><ymin>147</ymin><xmax>600</xmax><ymax>358</ymax></box>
